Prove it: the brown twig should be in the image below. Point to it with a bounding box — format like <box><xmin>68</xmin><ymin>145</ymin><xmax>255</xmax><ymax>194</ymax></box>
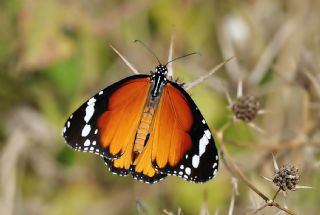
<box><xmin>218</xmin><ymin>143</ymin><xmax>269</xmax><ymax>202</ymax></box>
<box><xmin>272</xmin><ymin>189</ymin><xmax>281</xmax><ymax>201</ymax></box>
<box><xmin>213</xmin><ymin>118</ymin><xmax>297</xmax><ymax>215</ymax></box>
<box><xmin>249</xmin><ymin>200</ymin><xmax>295</xmax><ymax>215</ymax></box>
<box><xmin>249</xmin><ymin>203</ymin><xmax>268</xmax><ymax>215</ymax></box>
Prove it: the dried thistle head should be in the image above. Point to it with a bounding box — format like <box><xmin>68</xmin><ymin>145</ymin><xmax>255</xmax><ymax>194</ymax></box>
<box><xmin>272</xmin><ymin>165</ymin><xmax>300</xmax><ymax>191</ymax></box>
<box><xmin>232</xmin><ymin>95</ymin><xmax>260</xmax><ymax>122</ymax></box>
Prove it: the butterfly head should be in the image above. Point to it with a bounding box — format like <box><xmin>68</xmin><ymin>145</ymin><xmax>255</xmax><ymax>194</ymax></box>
<box><xmin>155</xmin><ymin>65</ymin><xmax>168</xmax><ymax>76</ymax></box>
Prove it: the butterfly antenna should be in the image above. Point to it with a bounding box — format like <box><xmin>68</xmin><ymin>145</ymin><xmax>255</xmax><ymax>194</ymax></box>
<box><xmin>134</xmin><ymin>40</ymin><xmax>161</xmax><ymax>65</ymax></box>
<box><xmin>165</xmin><ymin>52</ymin><xmax>201</xmax><ymax>66</ymax></box>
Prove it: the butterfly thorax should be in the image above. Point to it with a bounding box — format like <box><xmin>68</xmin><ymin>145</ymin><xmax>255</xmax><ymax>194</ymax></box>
<box><xmin>150</xmin><ymin>65</ymin><xmax>168</xmax><ymax>97</ymax></box>
<box><xmin>133</xmin><ymin>65</ymin><xmax>168</xmax><ymax>156</ymax></box>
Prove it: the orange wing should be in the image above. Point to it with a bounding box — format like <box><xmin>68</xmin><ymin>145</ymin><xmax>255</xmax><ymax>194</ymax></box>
<box><xmin>97</xmin><ymin>77</ymin><xmax>150</xmax><ymax>161</ymax></box>
<box><xmin>151</xmin><ymin>83</ymin><xmax>194</xmax><ymax>167</ymax></box>
<box><xmin>99</xmin><ymin>77</ymin><xmax>167</xmax><ymax>182</ymax></box>
<box><xmin>132</xmin><ymin>83</ymin><xmax>193</xmax><ymax>177</ymax></box>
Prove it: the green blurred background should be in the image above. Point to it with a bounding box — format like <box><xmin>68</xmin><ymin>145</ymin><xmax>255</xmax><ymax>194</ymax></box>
<box><xmin>1</xmin><ymin>0</ymin><xmax>319</xmax><ymax>214</ymax></box>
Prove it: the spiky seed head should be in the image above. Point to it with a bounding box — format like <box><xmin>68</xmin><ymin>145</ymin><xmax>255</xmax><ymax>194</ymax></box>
<box><xmin>232</xmin><ymin>95</ymin><xmax>260</xmax><ymax>122</ymax></box>
<box><xmin>272</xmin><ymin>165</ymin><xmax>300</xmax><ymax>191</ymax></box>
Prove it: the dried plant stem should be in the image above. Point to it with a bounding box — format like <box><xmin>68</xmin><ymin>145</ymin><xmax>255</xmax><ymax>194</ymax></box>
<box><xmin>249</xmin><ymin>200</ymin><xmax>295</xmax><ymax>215</ymax></box>
<box><xmin>228</xmin><ymin>178</ymin><xmax>238</xmax><ymax>215</ymax></box>
<box><xmin>110</xmin><ymin>44</ymin><xmax>139</xmax><ymax>74</ymax></box>
<box><xmin>184</xmin><ymin>57</ymin><xmax>234</xmax><ymax>91</ymax></box>
<box><xmin>249</xmin><ymin>203</ymin><xmax>268</xmax><ymax>215</ymax></box>
<box><xmin>136</xmin><ymin>199</ymin><xmax>149</xmax><ymax>215</ymax></box>
<box><xmin>219</xmin><ymin>143</ymin><xmax>269</xmax><ymax>202</ymax></box>
<box><xmin>0</xmin><ymin>131</ymin><xmax>27</xmax><ymax>215</ymax></box>
<box><xmin>272</xmin><ymin>202</ymin><xmax>295</xmax><ymax>215</ymax></box>
<box><xmin>214</xmin><ymin>119</ymin><xmax>297</xmax><ymax>215</ymax></box>
<box><xmin>249</xmin><ymin>22</ymin><xmax>295</xmax><ymax>84</ymax></box>
<box><xmin>272</xmin><ymin>189</ymin><xmax>281</xmax><ymax>201</ymax></box>
<box><xmin>216</xmin><ymin>118</ymin><xmax>233</xmax><ymax>140</ymax></box>
<box><xmin>167</xmin><ymin>31</ymin><xmax>175</xmax><ymax>77</ymax></box>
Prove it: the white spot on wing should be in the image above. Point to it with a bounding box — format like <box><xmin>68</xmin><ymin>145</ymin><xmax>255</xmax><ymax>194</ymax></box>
<box><xmin>92</xmin><ymin>141</ymin><xmax>96</xmax><ymax>145</ymax></box>
<box><xmin>185</xmin><ymin>167</ymin><xmax>191</xmax><ymax>175</ymax></box>
<box><xmin>192</xmin><ymin>155</ymin><xmax>200</xmax><ymax>168</ymax></box>
<box><xmin>99</xmin><ymin>91</ymin><xmax>103</xmax><ymax>95</ymax></box>
<box><xmin>84</xmin><ymin>104</ymin><xmax>95</xmax><ymax>123</ymax></box>
<box><xmin>202</xmin><ymin>119</ymin><xmax>205</xmax><ymax>124</ymax></box>
<box><xmin>67</xmin><ymin>121</ymin><xmax>70</xmax><ymax>128</ymax></box>
<box><xmin>87</xmin><ymin>97</ymin><xmax>96</xmax><ymax>105</ymax></box>
<box><xmin>213</xmin><ymin>169</ymin><xmax>217</xmax><ymax>175</ymax></box>
<box><xmin>94</xmin><ymin>129</ymin><xmax>98</xmax><ymax>134</ymax></box>
<box><xmin>204</xmin><ymin>129</ymin><xmax>211</xmax><ymax>139</ymax></box>
<box><xmin>199</xmin><ymin>134</ymin><xmax>209</xmax><ymax>156</ymax></box>
<box><xmin>81</xmin><ymin>124</ymin><xmax>91</xmax><ymax>137</ymax></box>
<box><xmin>84</xmin><ymin>139</ymin><xmax>91</xmax><ymax>146</ymax></box>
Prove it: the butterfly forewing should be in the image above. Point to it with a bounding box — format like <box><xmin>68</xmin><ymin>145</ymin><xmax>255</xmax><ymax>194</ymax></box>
<box><xmin>62</xmin><ymin>75</ymin><xmax>150</xmax><ymax>159</ymax></box>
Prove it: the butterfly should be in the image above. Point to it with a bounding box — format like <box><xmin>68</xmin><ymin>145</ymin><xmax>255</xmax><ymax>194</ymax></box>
<box><xmin>62</xmin><ymin>46</ymin><xmax>219</xmax><ymax>184</ymax></box>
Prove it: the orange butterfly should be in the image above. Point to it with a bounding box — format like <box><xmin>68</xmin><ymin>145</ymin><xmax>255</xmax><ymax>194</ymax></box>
<box><xmin>62</xmin><ymin>45</ymin><xmax>219</xmax><ymax>183</ymax></box>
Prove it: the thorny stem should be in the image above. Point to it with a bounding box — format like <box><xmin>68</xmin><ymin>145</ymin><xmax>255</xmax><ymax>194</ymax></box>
<box><xmin>184</xmin><ymin>56</ymin><xmax>234</xmax><ymax>91</ymax></box>
<box><xmin>167</xmin><ymin>31</ymin><xmax>175</xmax><ymax>77</ymax></box>
<box><xmin>219</xmin><ymin>143</ymin><xmax>269</xmax><ymax>202</ymax></box>
<box><xmin>219</xmin><ymin>119</ymin><xmax>233</xmax><ymax>137</ymax></box>
<box><xmin>110</xmin><ymin>44</ymin><xmax>139</xmax><ymax>74</ymax></box>
<box><xmin>214</xmin><ymin>119</ymin><xmax>297</xmax><ymax>215</ymax></box>
<box><xmin>272</xmin><ymin>188</ymin><xmax>281</xmax><ymax>201</ymax></box>
<box><xmin>249</xmin><ymin>203</ymin><xmax>268</xmax><ymax>215</ymax></box>
<box><xmin>273</xmin><ymin>202</ymin><xmax>295</xmax><ymax>215</ymax></box>
<box><xmin>249</xmin><ymin>201</ymin><xmax>296</xmax><ymax>215</ymax></box>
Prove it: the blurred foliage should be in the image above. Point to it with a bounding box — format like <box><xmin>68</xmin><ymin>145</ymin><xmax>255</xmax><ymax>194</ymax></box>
<box><xmin>1</xmin><ymin>0</ymin><xmax>320</xmax><ymax>215</ymax></box>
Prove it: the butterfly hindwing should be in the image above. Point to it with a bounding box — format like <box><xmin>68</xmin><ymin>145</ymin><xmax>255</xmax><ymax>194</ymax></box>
<box><xmin>132</xmin><ymin>170</ymin><xmax>167</xmax><ymax>184</ymax></box>
<box><xmin>151</xmin><ymin>81</ymin><xmax>219</xmax><ymax>183</ymax></box>
<box><xmin>104</xmin><ymin>156</ymin><xmax>167</xmax><ymax>184</ymax></box>
<box><xmin>104</xmin><ymin>157</ymin><xmax>130</xmax><ymax>176</ymax></box>
<box><xmin>62</xmin><ymin>75</ymin><xmax>150</xmax><ymax>159</ymax></box>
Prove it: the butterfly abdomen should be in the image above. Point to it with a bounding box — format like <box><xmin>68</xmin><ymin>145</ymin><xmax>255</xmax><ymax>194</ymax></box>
<box><xmin>133</xmin><ymin>106</ymin><xmax>155</xmax><ymax>154</ymax></box>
